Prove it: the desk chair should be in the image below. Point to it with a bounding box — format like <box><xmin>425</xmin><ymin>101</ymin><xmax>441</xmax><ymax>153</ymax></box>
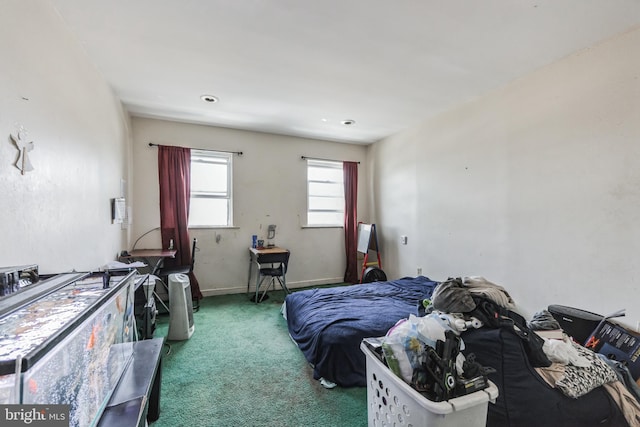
<box><xmin>254</xmin><ymin>250</ymin><xmax>290</xmax><ymax>303</ymax></box>
<box><xmin>156</xmin><ymin>238</ymin><xmax>198</xmax><ymax>311</ymax></box>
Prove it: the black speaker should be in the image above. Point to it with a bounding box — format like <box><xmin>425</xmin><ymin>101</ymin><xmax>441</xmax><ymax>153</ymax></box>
<box><xmin>547</xmin><ymin>304</ymin><xmax>603</xmax><ymax>344</ymax></box>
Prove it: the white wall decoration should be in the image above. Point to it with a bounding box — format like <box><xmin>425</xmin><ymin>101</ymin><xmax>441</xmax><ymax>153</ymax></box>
<box><xmin>10</xmin><ymin>128</ymin><xmax>34</xmax><ymax>174</ymax></box>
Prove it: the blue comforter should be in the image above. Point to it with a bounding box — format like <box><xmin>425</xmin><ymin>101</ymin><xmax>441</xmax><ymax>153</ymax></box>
<box><xmin>285</xmin><ymin>276</ymin><xmax>438</xmax><ymax>387</ymax></box>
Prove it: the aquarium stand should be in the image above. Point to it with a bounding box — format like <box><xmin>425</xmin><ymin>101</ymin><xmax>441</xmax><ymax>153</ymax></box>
<box><xmin>97</xmin><ymin>337</ymin><xmax>164</xmax><ymax>427</ymax></box>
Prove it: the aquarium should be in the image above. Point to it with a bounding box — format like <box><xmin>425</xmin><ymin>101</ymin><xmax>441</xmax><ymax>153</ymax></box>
<box><xmin>0</xmin><ymin>270</ymin><xmax>136</xmax><ymax>427</ymax></box>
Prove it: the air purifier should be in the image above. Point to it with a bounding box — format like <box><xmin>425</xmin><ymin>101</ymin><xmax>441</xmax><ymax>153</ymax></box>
<box><xmin>168</xmin><ymin>273</ymin><xmax>194</xmax><ymax>340</ymax></box>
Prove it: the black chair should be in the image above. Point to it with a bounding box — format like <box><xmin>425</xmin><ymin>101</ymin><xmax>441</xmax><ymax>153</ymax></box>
<box><xmin>156</xmin><ymin>238</ymin><xmax>198</xmax><ymax>310</ymax></box>
<box><xmin>254</xmin><ymin>250</ymin><xmax>290</xmax><ymax>303</ymax></box>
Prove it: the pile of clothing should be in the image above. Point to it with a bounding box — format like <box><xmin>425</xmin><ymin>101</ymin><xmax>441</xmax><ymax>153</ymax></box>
<box><xmin>380</xmin><ymin>276</ymin><xmax>640</xmax><ymax>426</ymax></box>
<box><xmin>528</xmin><ymin>309</ymin><xmax>640</xmax><ymax>426</ymax></box>
<box><xmin>381</xmin><ymin>275</ymin><xmax>521</xmax><ymax>402</ymax></box>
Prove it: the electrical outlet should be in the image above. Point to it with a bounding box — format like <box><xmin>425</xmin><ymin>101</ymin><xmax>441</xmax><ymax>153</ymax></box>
<box><xmin>400</xmin><ymin>235</ymin><xmax>408</xmax><ymax>245</ymax></box>
<box><xmin>417</xmin><ymin>267</ymin><xmax>422</xmax><ymax>276</ymax></box>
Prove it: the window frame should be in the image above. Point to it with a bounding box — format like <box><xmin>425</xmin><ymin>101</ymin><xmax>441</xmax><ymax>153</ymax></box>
<box><xmin>188</xmin><ymin>149</ymin><xmax>233</xmax><ymax>227</ymax></box>
<box><xmin>306</xmin><ymin>159</ymin><xmax>344</xmax><ymax>227</ymax></box>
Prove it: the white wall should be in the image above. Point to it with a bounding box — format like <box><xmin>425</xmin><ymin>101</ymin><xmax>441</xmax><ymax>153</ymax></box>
<box><xmin>371</xmin><ymin>27</ymin><xmax>640</xmax><ymax>325</ymax></box>
<box><xmin>367</xmin><ymin>128</ymin><xmax>418</xmax><ymax>279</ymax></box>
<box><xmin>130</xmin><ymin>117</ymin><xmax>369</xmax><ymax>295</ymax></box>
<box><xmin>0</xmin><ymin>1</ymin><xmax>132</xmax><ymax>273</ymax></box>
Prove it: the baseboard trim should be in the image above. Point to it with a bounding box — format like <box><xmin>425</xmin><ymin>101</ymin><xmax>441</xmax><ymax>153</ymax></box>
<box><xmin>200</xmin><ymin>277</ymin><xmax>344</xmax><ymax>297</ymax></box>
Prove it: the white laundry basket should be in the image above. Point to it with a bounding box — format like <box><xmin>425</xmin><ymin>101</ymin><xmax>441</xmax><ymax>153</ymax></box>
<box><xmin>168</xmin><ymin>273</ymin><xmax>194</xmax><ymax>340</ymax></box>
<box><xmin>360</xmin><ymin>342</ymin><xmax>498</xmax><ymax>427</ymax></box>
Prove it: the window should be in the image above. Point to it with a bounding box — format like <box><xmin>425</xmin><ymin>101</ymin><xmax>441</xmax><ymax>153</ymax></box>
<box><xmin>307</xmin><ymin>159</ymin><xmax>344</xmax><ymax>226</ymax></box>
<box><xmin>189</xmin><ymin>150</ymin><xmax>232</xmax><ymax>227</ymax></box>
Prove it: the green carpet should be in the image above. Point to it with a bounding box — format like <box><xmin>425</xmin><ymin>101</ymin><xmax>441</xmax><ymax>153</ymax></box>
<box><xmin>150</xmin><ymin>290</ymin><xmax>368</xmax><ymax>427</ymax></box>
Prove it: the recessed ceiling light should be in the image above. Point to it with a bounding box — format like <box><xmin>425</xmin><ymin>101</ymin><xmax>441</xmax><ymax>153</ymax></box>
<box><xmin>341</xmin><ymin>119</ymin><xmax>356</xmax><ymax>126</ymax></box>
<box><xmin>200</xmin><ymin>94</ymin><xmax>219</xmax><ymax>103</ymax></box>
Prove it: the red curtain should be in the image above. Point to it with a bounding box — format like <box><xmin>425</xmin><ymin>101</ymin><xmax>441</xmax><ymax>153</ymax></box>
<box><xmin>343</xmin><ymin>162</ymin><xmax>359</xmax><ymax>284</ymax></box>
<box><xmin>158</xmin><ymin>145</ymin><xmax>202</xmax><ymax>300</ymax></box>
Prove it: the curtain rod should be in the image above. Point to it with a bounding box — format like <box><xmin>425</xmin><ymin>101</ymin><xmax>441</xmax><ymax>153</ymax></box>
<box><xmin>148</xmin><ymin>142</ymin><xmax>243</xmax><ymax>156</ymax></box>
<box><xmin>301</xmin><ymin>155</ymin><xmax>360</xmax><ymax>164</ymax></box>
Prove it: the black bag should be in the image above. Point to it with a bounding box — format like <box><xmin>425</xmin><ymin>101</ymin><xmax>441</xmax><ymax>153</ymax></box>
<box><xmin>469</xmin><ymin>296</ymin><xmax>551</xmax><ymax>368</ymax></box>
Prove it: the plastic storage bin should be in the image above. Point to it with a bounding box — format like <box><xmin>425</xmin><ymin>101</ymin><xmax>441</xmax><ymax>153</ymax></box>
<box><xmin>361</xmin><ymin>342</ymin><xmax>498</xmax><ymax>427</ymax></box>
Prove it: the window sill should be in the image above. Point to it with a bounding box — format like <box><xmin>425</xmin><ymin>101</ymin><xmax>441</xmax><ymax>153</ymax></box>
<box><xmin>188</xmin><ymin>225</ymin><xmax>240</xmax><ymax>230</ymax></box>
<box><xmin>301</xmin><ymin>225</ymin><xmax>343</xmax><ymax>229</ymax></box>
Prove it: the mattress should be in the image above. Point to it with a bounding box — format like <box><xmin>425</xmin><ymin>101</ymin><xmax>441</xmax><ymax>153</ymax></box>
<box><xmin>285</xmin><ymin>276</ymin><xmax>438</xmax><ymax>387</ymax></box>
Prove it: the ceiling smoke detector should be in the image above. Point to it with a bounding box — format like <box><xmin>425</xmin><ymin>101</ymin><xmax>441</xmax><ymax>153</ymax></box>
<box><xmin>200</xmin><ymin>95</ymin><xmax>219</xmax><ymax>103</ymax></box>
<box><xmin>341</xmin><ymin>119</ymin><xmax>356</xmax><ymax>126</ymax></box>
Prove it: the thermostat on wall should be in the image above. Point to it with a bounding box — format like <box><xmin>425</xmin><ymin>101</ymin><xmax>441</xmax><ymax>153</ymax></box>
<box><xmin>112</xmin><ymin>197</ymin><xmax>126</xmax><ymax>224</ymax></box>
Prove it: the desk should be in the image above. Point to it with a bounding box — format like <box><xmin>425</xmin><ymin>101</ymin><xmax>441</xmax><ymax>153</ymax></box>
<box><xmin>247</xmin><ymin>247</ymin><xmax>289</xmax><ymax>299</ymax></box>
<box><xmin>121</xmin><ymin>249</ymin><xmax>177</xmax><ymax>275</ymax></box>
<box><xmin>121</xmin><ymin>249</ymin><xmax>176</xmax><ymax>313</ymax></box>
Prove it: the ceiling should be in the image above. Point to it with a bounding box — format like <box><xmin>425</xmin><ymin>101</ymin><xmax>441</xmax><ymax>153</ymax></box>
<box><xmin>49</xmin><ymin>0</ymin><xmax>640</xmax><ymax>145</ymax></box>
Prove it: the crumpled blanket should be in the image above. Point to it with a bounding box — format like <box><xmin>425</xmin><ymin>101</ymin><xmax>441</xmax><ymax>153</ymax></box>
<box><xmin>602</xmin><ymin>380</ymin><xmax>640</xmax><ymax>426</ymax></box>
<box><xmin>536</xmin><ymin>340</ymin><xmax>617</xmax><ymax>398</ymax></box>
<box><xmin>463</xmin><ymin>276</ymin><xmax>516</xmax><ymax>310</ymax></box>
<box><xmin>431</xmin><ymin>278</ymin><xmax>476</xmax><ymax>313</ymax></box>
<box><xmin>528</xmin><ymin>309</ymin><xmax>562</xmax><ymax>331</ymax></box>
<box><xmin>536</xmin><ymin>349</ymin><xmax>640</xmax><ymax>427</ymax></box>
<box><xmin>542</xmin><ymin>337</ymin><xmax>590</xmax><ymax>367</ymax></box>
<box><xmin>556</xmin><ymin>342</ymin><xmax>618</xmax><ymax>398</ymax></box>
<box><xmin>432</xmin><ymin>276</ymin><xmax>515</xmax><ymax>313</ymax></box>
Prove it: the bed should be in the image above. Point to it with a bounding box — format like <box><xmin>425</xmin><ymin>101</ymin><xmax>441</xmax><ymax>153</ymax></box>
<box><xmin>284</xmin><ymin>276</ymin><xmax>438</xmax><ymax>387</ymax></box>
<box><xmin>285</xmin><ymin>276</ymin><xmax>633</xmax><ymax>426</ymax></box>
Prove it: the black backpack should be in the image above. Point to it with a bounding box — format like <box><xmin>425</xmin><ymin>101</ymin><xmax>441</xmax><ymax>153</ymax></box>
<box><xmin>469</xmin><ymin>296</ymin><xmax>551</xmax><ymax>368</ymax></box>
